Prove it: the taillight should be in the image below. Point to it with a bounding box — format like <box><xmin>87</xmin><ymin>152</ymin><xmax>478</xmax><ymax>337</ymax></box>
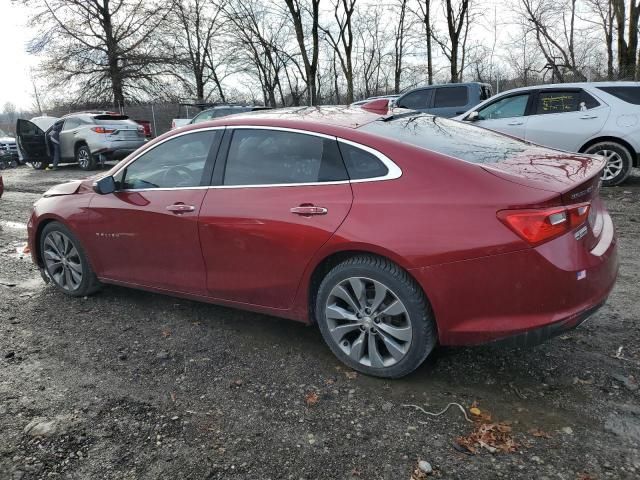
<box><xmin>91</xmin><ymin>127</ymin><xmax>116</xmax><ymax>134</ymax></box>
<box><xmin>498</xmin><ymin>203</ymin><xmax>590</xmax><ymax>246</ymax></box>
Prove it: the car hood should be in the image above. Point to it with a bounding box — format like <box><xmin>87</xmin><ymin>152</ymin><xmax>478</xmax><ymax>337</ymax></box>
<box><xmin>0</xmin><ymin>136</ymin><xmax>15</xmax><ymax>143</ymax></box>
<box><xmin>43</xmin><ymin>179</ymin><xmax>94</xmax><ymax>197</ymax></box>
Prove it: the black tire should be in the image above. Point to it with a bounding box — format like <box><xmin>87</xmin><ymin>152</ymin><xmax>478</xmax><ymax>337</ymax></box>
<box><xmin>315</xmin><ymin>255</ymin><xmax>437</xmax><ymax>378</ymax></box>
<box><xmin>76</xmin><ymin>144</ymin><xmax>96</xmax><ymax>171</ymax></box>
<box><xmin>9</xmin><ymin>159</ymin><xmax>18</xmax><ymax>168</ymax></box>
<box><xmin>583</xmin><ymin>141</ymin><xmax>633</xmax><ymax>187</ymax></box>
<box><xmin>31</xmin><ymin>160</ymin><xmax>48</xmax><ymax>170</ymax></box>
<box><xmin>40</xmin><ymin>222</ymin><xmax>101</xmax><ymax>297</ymax></box>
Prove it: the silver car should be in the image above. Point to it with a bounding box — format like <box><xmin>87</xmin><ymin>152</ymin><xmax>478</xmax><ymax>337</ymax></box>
<box><xmin>17</xmin><ymin>112</ymin><xmax>147</xmax><ymax>170</ymax></box>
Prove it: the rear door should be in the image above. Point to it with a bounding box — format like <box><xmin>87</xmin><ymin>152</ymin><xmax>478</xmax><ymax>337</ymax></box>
<box><xmin>429</xmin><ymin>86</ymin><xmax>471</xmax><ymax>117</ymax></box>
<box><xmin>471</xmin><ymin>92</ymin><xmax>533</xmax><ymax>139</ymax></box>
<box><xmin>59</xmin><ymin>117</ymin><xmax>84</xmax><ymax>158</ymax></box>
<box><xmin>16</xmin><ymin>119</ymin><xmax>49</xmax><ymax>163</ymax></box>
<box><xmin>524</xmin><ymin>89</ymin><xmax>609</xmax><ymax>151</ymax></box>
<box><xmin>198</xmin><ymin>127</ymin><xmax>353</xmax><ymax>309</ymax></box>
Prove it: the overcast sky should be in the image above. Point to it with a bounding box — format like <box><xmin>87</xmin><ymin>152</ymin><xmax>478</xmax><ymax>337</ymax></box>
<box><xmin>0</xmin><ymin>2</ymin><xmax>37</xmax><ymax>111</ymax></box>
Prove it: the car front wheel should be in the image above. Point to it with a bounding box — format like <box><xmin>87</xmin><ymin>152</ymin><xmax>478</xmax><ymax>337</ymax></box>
<box><xmin>40</xmin><ymin>222</ymin><xmax>101</xmax><ymax>297</ymax></box>
<box><xmin>584</xmin><ymin>141</ymin><xmax>633</xmax><ymax>187</ymax></box>
<box><xmin>76</xmin><ymin>144</ymin><xmax>96</xmax><ymax>170</ymax></box>
<box><xmin>315</xmin><ymin>255</ymin><xmax>437</xmax><ymax>378</ymax></box>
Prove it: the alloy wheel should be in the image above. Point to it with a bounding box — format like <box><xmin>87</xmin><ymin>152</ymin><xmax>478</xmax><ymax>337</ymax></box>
<box><xmin>43</xmin><ymin>231</ymin><xmax>83</xmax><ymax>291</ymax></box>
<box><xmin>325</xmin><ymin>277</ymin><xmax>412</xmax><ymax>368</ymax></box>
<box><xmin>596</xmin><ymin>149</ymin><xmax>624</xmax><ymax>181</ymax></box>
<box><xmin>77</xmin><ymin>148</ymin><xmax>90</xmax><ymax>169</ymax></box>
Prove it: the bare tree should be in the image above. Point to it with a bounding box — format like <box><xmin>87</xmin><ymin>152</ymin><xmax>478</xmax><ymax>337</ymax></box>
<box><xmin>611</xmin><ymin>0</ymin><xmax>640</xmax><ymax>78</ymax></box>
<box><xmin>322</xmin><ymin>0</ymin><xmax>357</xmax><ymax>104</ymax></box>
<box><xmin>392</xmin><ymin>0</ymin><xmax>414</xmax><ymax>93</ymax></box>
<box><xmin>172</xmin><ymin>0</ymin><xmax>232</xmax><ymax>102</ymax></box>
<box><xmin>582</xmin><ymin>0</ymin><xmax>615</xmax><ymax>79</ymax></box>
<box><xmin>24</xmin><ymin>0</ymin><xmax>175</xmax><ymax>106</ymax></box>
<box><xmin>432</xmin><ymin>0</ymin><xmax>471</xmax><ymax>82</ymax></box>
<box><xmin>283</xmin><ymin>0</ymin><xmax>321</xmax><ymax>105</ymax></box>
<box><xmin>413</xmin><ymin>0</ymin><xmax>434</xmax><ymax>85</ymax></box>
<box><xmin>518</xmin><ymin>0</ymin><xmax>589</xmax><ymax>82</ymax></box>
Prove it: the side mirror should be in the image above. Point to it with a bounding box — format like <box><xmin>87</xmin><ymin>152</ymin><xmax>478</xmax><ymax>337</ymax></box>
<box><xmin>465</xmin><ymin>111</ymin><xmax>480</xmax><ymax>122</ymax></box>
<box><xmin>93</xmin><ymin>175</ymin><xmax>116</xmax><ymax>195</ymax></box>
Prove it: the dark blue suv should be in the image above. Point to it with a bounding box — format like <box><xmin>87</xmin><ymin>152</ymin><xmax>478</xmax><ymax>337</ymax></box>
<box><xmin>394</xmin><ymin>82</ymin><xmax>492</xmax><ymax>118</ymax></box>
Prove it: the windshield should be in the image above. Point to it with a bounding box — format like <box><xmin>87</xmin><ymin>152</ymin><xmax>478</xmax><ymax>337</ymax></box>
<box><xmin>360</xmin><ymin>113</ymin><xmax>530</xmax><ymax>164</ymax></box>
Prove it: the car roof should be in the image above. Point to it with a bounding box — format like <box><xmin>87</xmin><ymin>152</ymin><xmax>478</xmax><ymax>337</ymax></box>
<box><xmin>496</xmin><ymin>81</ymin><xmax>640</xmax><ymax>96</ymax></box>
<box><xmin>403</xmin><ymin>82</ymin><xmax>490</xmax><ymax>93</ymax></box>
<box><xmin>191</xmin><ymin>106</ymin><xmax>386</xmax><ymax>130</ymax></box>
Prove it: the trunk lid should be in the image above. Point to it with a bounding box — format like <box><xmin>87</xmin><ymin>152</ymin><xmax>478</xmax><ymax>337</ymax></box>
<box><xmin>481</xmin><ymin>148</ymin><xmax>605</xmax><ymax>203</ymax></box>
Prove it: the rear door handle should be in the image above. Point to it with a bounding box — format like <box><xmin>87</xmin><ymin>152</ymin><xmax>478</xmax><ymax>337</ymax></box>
<box><xmin>290</xmin><ymin>205</ymin><xmax>328</xmax><ymax>216</ymax></box>
<box><xmin>580</xmin><ymin>115</ymin><xmax>598</xmax><ymax>120</ymax></box>
<box><xmin>166</xmin><ymin>204</ymin><xmax>195</xmax><ymax>214</ymax></box>
<box><xmin>507</xmin><ymin>121</ymin><xmax>524</xmax><ymax>126</ymax></box>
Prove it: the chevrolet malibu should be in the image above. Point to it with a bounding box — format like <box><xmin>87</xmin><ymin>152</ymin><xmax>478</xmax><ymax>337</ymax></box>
<box><xmin>27</xmin><ymin>106</ymin><xmax>618</xmax><ymax>378</ymax></box>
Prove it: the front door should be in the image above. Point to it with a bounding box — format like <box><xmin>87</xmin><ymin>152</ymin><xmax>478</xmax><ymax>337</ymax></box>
<box><xmin>16</xmin><ymin>119</ymin><xmax>49</xmax><ymax>164</ymax></box>
<box><xmin>472</xmin><ymin>92</ymin><xmax>532</xmax><ymax>140</ymax></box>
<box><xmin>199</xmin><ymin>128</ymin><xmax>353</xmax><ymax>310</ymax></box>
<box><xmin>86</xmin><ymin>129</ymin><xmax>222</xmax><ymax>294</ymax></box>
<box><xmin>524</xmin><ymin>89</ymin><xmax>609</xmax><ymax>151</ymax></box>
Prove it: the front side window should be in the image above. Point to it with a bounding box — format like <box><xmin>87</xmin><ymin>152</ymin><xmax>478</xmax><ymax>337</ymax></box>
<box><xmin>477</xmin><ymin>94</ymin><xmax>529</xmax><ymax>120</ymax></box>
<box><xmin>433</xmin><ymin>86</ymin><xmax>469</xmax><ymax>108</ymax></box>
<box><xmin>223</xmin><ymin>129</ymin><xmax>348</xmax><ymax>186</ymax></box>
<box><xmin>536</xmin><ymin>91</ymin><xmax>583</xmax><ymax>114</ymax></box>
<box><xmin>397</xmin><ymin>90</ymin><xmax>430</xmax><ymax>109</ymax></box>
<box><xmin>120</xmin><ymin>130</ymin><xmax>219</xmax><ymax>189</ymax></box>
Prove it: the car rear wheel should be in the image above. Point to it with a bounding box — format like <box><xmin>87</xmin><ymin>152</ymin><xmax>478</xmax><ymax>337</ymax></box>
<box><xmin>76</xmin><ymin>144</ymin><xmax>96</xmax><ymax>171</ymax></box>
<box><xmin>315</xmin><ymin>255</ymin><xmax>437</xmax><ymax>378</ymax></box>
<box><xmin>40</xmin><ymin>222</ymin><xmax>101</xmax><ymax>297</ymax></box>
<box><xmin>583</xmin><ymin>141</ymin><xmax>633</xmax><ymax>187</ymax></box>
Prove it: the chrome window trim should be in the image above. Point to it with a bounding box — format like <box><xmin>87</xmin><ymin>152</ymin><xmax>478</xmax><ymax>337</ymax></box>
<box><xmin>110</xmin><ymin>124</ymin><xmax>402</xmax><ymax>192</ymax></box>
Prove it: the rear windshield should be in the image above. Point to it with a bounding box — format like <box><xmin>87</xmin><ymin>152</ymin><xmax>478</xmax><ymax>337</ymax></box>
<box><xmin>360</xmin><ymin>113</ymin><xmax>529</xmax><ymax>164</ymax></box>
<box><xmin>94</xmin><ymin>118</ymin><xmax>137</xmax><ymax>126</ymax></box>
<box><xmin>597</xmin><ymin>86</ymin><xmax>640</xmax><ymax>105</ymax></box>
<box><xmin>93</xmin><ymin>114</ymin><xmax>130</xmax><ymax>121</ymax></box>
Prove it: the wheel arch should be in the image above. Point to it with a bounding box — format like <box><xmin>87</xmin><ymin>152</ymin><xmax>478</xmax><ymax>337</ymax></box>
<box><xmin>33</xmin><ymin>216</ymin><xmax>98</xmax><ymax>273</ymax></box>
<box><xmin>305</xmin><ymin>249</ymin><xmax>436</xmax><ymax>331</ymax></box>
<box><xmin>74</xmin><ymin>139</ymin><xmax>89</xmax><ymax>154</ymax></box>
<box><xmin>579</xmin><ymin>136</ymin><xmax>638</xmax><ymax>167</ymax></box>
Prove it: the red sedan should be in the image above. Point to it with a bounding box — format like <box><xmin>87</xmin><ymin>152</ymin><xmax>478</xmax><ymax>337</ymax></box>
<box><xmin>24</xmin><ymin>106</ymin><xmax>618</xmax><ymax>378</ymax></box>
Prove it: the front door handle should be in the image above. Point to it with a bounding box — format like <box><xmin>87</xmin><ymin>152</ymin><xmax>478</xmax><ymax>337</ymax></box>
<box><xmin>166</xmin><ymin>204</ymin><xmax>195</xmax><ymax>214</ymax></box>
<box><xmin>290</xmin><ymin>205</ymin><xmax>328</xmax><ymax>216</ymax></box>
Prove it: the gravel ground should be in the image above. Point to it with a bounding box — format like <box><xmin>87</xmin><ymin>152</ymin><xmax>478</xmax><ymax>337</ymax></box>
<box><xmin>0</xmin><ymin>164</ymin><xmax>639</xmax><ymax>480</ymax></box>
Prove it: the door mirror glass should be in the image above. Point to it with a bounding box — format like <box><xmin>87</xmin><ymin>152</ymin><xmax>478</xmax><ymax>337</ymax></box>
<box><xmin>94</xmin><ymin>175</ymin><xmax>116</xmax><ymax>195</ymax></box>
<box><xmin>465</xmin><ymin>111</ymin><xmax>480</xmax><ymax>122</ymax></box>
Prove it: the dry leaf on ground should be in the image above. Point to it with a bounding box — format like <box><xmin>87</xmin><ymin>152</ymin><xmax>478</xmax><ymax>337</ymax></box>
<box><xmin>305</xmin><ymin>391</ymin><xmax>319</xmax><ymax>407</ymax></box>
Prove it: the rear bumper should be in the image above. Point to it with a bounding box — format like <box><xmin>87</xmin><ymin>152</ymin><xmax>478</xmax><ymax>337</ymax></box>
<box><xmin>411</xmin><ymin>212</ymin><xmax>618</xmax><ymax>346</ymax></box>
<box><xmin>90</xmin><ymin>139</ymin><xmax>146</xmax><ymax>160</ymax></box>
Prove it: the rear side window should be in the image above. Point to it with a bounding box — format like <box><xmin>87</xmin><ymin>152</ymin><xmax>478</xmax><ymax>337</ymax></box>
<box><xmin>597</xmin><ymin>86</ymin><xmax>640</xmax><ymax>105</ymax></box>
<box><xmin>481</xmin><ymin>86</ymin><xmax>493</xmax><ymax>100</ymax></box>
<box><xmin>536</xmin><ymin>91</ymin><xmax>583</xmax><ymax>114</ymax></box>
<box><xmin>433</xmin><ymin>86</ymin><xmax>469</xmax><ymax>108</ymax></box>
<box><xmin>223</xmin><ymin>129</ymin><xmax>348</xmax><ymax>186</ymax></box>
<box><xmin>338</xmin><ymin>143</ymin><xmax>388</xmax><ymax>180</ymax></box>
<box><xmin>397</xmin><ymin>90</ymin><xmax>431</xmax><ymax>109</ymax></box>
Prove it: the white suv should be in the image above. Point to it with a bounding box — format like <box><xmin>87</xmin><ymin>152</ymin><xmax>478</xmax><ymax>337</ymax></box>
<box><xmin>454</xmin><ymin>82</ymin><xmax>640</xmax><ymax>186</ymax></box>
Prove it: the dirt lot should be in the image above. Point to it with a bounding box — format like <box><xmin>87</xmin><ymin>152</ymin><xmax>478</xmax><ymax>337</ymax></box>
<box><xmin>0</xmin><ymin>164</ymin><xmax>639</xmax><ymax>480</ymax></box>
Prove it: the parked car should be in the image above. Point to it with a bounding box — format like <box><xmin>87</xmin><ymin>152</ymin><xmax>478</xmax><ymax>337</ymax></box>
<box><xmin>17</xmin><ymin>112</ymin><xmax>147</xmax><ymax>170</ymax></box>
<box><xmin>188</xmin><ymin>105</ymin><xmax>271</xmax><ymax>125</ymax></box>
<box><xmin>0</xmin><ymin>128</ymin><xmax>18</xmax><ymax>167</ymax></box>
<box><xmin>351</xmin><ymin>95</ymin><xmax>400</xmax><ymax>107</ymax></box>
<box><xmin>27</xmin><ymin>106</ymin><xmax>617</xmax><ymax>378</ymax></box>
<box><xmin>394</xmin><ymin>82</ymin><xmax>492</xmax><ymax>117</ymax></box>
<box><xmin>454</xmin><ymin>81</ymin><xmax>640</xmax><ymax>186</ymax></box>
